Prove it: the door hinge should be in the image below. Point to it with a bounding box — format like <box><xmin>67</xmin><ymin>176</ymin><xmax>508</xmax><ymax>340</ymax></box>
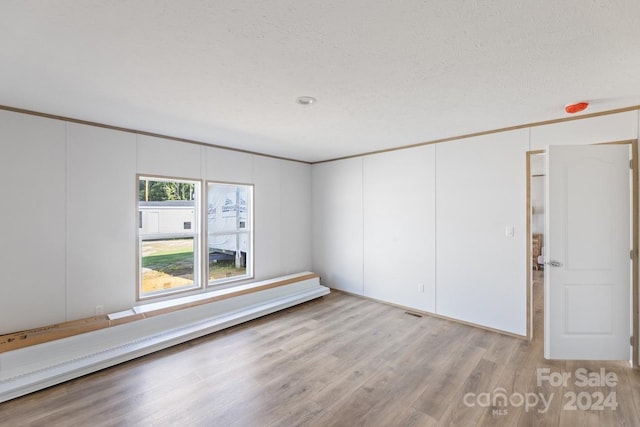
<box><xmin>631</xmin><ymin>336</ymin><xmax>634</xmax><ymax>346</ymax></box>
<box><xmin>631</xmin><ymin>250</ymin><xmax>634</xmax><ymax>260</ymax></box>
<box><xmin>631</xmin><ymin>159</ymin><xmax>633</xmax><ymax>169</ymax></box>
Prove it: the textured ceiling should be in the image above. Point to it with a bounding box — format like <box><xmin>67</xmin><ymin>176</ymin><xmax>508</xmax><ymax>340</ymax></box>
<box><xmin>1</xmin><ymin>1</ymin><xmax>640</xmax><ymax>162</ymax></box>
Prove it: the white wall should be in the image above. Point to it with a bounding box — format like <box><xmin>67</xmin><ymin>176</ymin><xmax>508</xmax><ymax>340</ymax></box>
<box><xmin>0</xmin><ymin>110</ymin><xmax>312</xmax><ymax>334</ymax></box>
<box><xmin>0</xmin><ymin>111</ymin><xmax>67</xmax><ymax>332</ymax></box>
<box><xmin>363</xmin><ymin>146</ymin><xmax>436</xmax><ymax>312</ymax></box>
<box><xmin>311</xmin><ymin>131</ymin><xmax>529</xmax><ymax>334</ymax></box>
<box><xmin>67</xmin><ymin>124</ymin><xmax>137</xmax><ymax>319</ymax></box>
<box><xmin>253</xmin><ymin>155</ymin><xmax>283</xmax><ymax>280</ymax></box>
<box><xmin>436</xmin><ymin>130</ymin><xmax>528</xmax><ymax>334</ymax></box>
<box><xmin>312</xmin><ymin>157</ymin><xmax>364</xmax><ymax>294</ymax></box>
<box><xmin>280</xmin><ymin>160</ymin><xmax>312</xmax><ymax>275</ymax></box>
<box><xmin>312</xmin><ymin>110</ymin><xmax>640</xmax><ymax>336</ymax></box>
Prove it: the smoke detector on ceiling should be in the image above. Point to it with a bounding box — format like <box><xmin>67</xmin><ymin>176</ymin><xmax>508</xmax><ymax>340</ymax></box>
<box><xmin>296</xmin><ymin>96</ymin><xmax>317</xmax><ymax>106</ymax></box>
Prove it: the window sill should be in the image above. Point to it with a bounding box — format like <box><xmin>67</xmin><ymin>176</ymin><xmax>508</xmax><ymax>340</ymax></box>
<box><xmin>127</xmin><ymin>272</ymin><xmax>314</xmax><ymax>319</ymax></box>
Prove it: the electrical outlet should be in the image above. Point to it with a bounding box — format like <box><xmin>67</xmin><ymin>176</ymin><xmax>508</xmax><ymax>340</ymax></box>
<box><xmin>95</xmin><ymin>305</ymin><xmax>104</xmax><ymax>315</ymax></box>
<box><xmin>418</xmin><ymin>283</ymin><xmax>425</xmax><ymax>293</ymax></box>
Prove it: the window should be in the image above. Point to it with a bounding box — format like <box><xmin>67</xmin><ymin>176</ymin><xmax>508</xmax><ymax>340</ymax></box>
<box><xmin>137</xmin><ymin>178</ymin><xmax>253</xmax><ymax>299</ymax></box>
<box><xmin>138</xmin><ymin>176</ymin><xmax>200</xmax><ymax>298</ymax></box>
<box><xmin>207</xmin><ymin>182</ymin><xmax>253</xmax><ymax>284</ymax></box>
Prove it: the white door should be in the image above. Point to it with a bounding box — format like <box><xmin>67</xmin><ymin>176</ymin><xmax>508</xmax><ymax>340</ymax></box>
<box><xmin>544</xmin><ymin>144</ymin><xmax>631</xmax><ymax>360</ymax></box>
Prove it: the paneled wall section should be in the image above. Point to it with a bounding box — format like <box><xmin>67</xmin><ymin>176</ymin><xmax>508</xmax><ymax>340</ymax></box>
<box><xmin>363</xmin><ymin>146</ymin><xmax>436</xmax><ymax>313</ymax></box>
<box><xmin>312</xmin><ymin>110</ymin><xmax>640</xmax><ymax>336</ymax></box>
<box><xmin>311</xmin><ymin>157</ymin><xmax>364</xmax><ymax>295</ymax></box>
<box><xmin>0</xmin><ymin>111</ymin><xmax>67</xmax><ymax>332</ymax></box>
<box><xmin>435</xmin><ymin>130</ymin><xmax>528</xmax><ymax>334</ymax></box>
<box><xmin>0</xmin><ymin>110</ymin><xmax>312</xmax><ymax>334</ymax></box>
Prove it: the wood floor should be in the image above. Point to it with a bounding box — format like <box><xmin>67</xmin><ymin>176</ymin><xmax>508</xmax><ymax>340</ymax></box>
<box><xmin>1</xmin><ymin>275</ymin><xmax>639</xmax><ymax>426</ymax></box>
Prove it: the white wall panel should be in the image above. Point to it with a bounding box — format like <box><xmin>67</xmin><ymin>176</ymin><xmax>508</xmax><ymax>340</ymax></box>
<box><xmin>363</xmin><ymin>146</ymin><xmax>436</xmax><ymax>312</ymax></box>
<box><xmin>205</xmin><ymin>147</ymin><xmax>253</xmax><ymax>183</ymax></box>
<box><xmin>281</xmin><ymin>160</ymin><xmax>312</xmax><ymax>275</ymax></box>
<box><xmin>311</xmin><ymin>158</ymin><xmax>363</xmax><ymax>294</ymax></box>
<box><xmin>136</xmin><ymin>135</ymin><xmax>202</xmax><ymax>179</ymax></box>
<box><xmin>531</xmin><ymin>111</ymin><xmax>638</xmax><ymax>150</ymax></box>
<box><xmin>253</xmin><ymin>156</ymin><xmax>282</xmax><ymax>280</ymax></box>
<box><xmin>66</xmin><ymin>124</ymin><xmax>137</xmax><ymax>320</ymax></box>
<box><xmin>4</xmin><ymin>105</ymin><xmax>636</xmax><ymax>339</ymax></box>
<box><xmin>436</xmin><ymin>129</ymin><xmax>528</xmax><ymax>335</ymax></box>
<box><xmin>0</xmin><ymin>111</ymin><xmax>66</xmax><ymax>333</ymax></box>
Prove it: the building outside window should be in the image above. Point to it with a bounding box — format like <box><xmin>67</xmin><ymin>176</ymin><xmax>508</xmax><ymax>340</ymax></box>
<box><xmin>207</xmin><ymin>182</ymin><xmax>253</xmax><ymax>285</ymax></box>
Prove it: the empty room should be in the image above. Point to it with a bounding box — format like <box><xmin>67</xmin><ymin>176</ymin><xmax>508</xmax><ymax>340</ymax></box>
<box><xmin>1</xmin><ymin>1</ymin><xmax>640</xmax><ymax>426</ymax></box>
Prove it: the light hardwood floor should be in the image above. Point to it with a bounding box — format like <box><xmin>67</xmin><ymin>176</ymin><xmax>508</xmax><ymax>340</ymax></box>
<box><xmin>1</xmin><ymin>277</ymin><xmax>639</xmax><ymax>426</ymax></box>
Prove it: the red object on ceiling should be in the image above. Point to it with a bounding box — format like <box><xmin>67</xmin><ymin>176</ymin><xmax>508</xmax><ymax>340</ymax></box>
<box><xmin>565</xmin><ymin>102</ymin><xmax>589</xmax><ymax>114</ymax></box>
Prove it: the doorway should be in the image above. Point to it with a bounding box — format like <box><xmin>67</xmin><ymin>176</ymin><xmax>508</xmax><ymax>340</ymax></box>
<box><xmin>527</xmin><ymin>150</ymin><xmax>545</xmax><ymax>344</ymax></box>
<box><xmin>525</xmin><ymin>140</ymin><xmax>639</xmax><ymax>365</ymax></box>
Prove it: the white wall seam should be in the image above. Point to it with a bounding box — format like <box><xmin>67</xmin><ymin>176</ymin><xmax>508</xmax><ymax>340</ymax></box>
<box><xmin>361</xmin><ymin>156</ymin><xmax>365</xmax><ymax>296</ymax></box>
<box><xmin>280</xmin><ymin>161</ymin><xmax>284</xmax><ymax>273</ymax></box>
<box><xmin>64</xmin><ymin>121</ymin><xmax>69</xmax><ymax>322</ymax></box>
<box><xmin>433</xmin><ymin>145</ymin><xmax>438</xmax><ymax>314</ymax></box>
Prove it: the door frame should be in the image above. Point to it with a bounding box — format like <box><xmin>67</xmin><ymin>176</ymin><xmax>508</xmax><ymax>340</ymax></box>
<box><xmin>525</xmin><ymin>139</ymin><xmax>639</xmax><ymax>367</ymax></box>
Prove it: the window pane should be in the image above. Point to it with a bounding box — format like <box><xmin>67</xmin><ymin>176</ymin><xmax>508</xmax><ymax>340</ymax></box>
<box><xmin>208</xmin><ymin>233</ymin><xmax>250</xmax><ymax>280</ymax></box>
<box><xmin>207</xmin><ymin>182</ymin><xmax>253</xmax><ymax>284</ymax></box>
<box><xmin>141</xmin><ymin>237</ymin><xmax>196</xmax><ymax>293</ymax></box>
<box><xmin>138</xmin><ymin>176</ymin><xmax>200</xmax><ymax>299</ymax></box>
<box><xmin>207</xmin><ymin>185</ymin><xmax>250</xmax><ymax>231</ymax></box>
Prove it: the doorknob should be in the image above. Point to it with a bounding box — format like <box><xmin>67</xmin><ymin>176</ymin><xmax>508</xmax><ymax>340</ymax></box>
<box><xmin>546</xmin><ymin>260</ymin><xmax>562</xmax><ymax>267</ymax></box>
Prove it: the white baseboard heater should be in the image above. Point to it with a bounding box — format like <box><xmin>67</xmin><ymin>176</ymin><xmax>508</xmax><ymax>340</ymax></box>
<box><xmin>0</xmin><ymin>272</ymin><xmax>329</xmax><ymax>403</ymax></box>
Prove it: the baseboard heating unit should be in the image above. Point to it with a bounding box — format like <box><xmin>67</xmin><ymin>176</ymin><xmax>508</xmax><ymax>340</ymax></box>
<box><xmin>0</xmin><ymin>272</ymin><xmax>329</xmax><ymax>403</ymax></box>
